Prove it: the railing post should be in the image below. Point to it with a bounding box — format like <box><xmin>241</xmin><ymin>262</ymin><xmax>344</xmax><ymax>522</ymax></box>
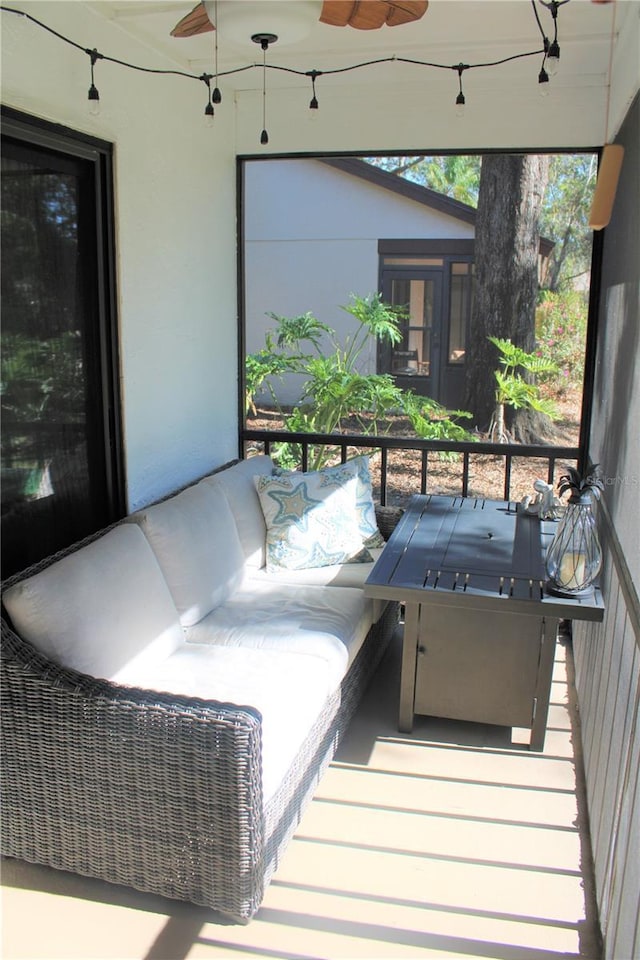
<box><xmin>462</xmin><ymin>452</ymin><xmax>470</xmax><ymax>497</ymax></box>
<box><xmin>503</xmin><ymin>455</ymin><xmax>512</xmax><ymax>501</ymax></box>
<box><xmin>380</xmin><ymin>448</ymin><xmax>388</xmax><ymax>506</ymax></box>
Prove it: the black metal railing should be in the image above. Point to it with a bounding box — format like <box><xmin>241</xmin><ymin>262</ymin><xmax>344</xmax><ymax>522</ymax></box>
<box><xmin>242</xmin><ymin>427</ymin><xmax>580</xmax><ymax>505</ymax></box>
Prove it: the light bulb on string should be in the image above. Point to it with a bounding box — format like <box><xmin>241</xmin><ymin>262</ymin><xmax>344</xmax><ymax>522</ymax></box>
<box><xmin>252</xmin><ymin>32</ymin><xmax>277</xmax><ymax>146</ymax></box>
<box><xmin>88</xmin><ymin>84</ymin><xmax>100</xmax><ymax>116</ymax></box>
<box><xmin>455</xmin><ymin>64</ymin><xmax>467</xmax><ymax>118</ymax></box>
<box><xmin>538</xmin><ymin>0</ymin><xmax>569</xmax><ymax>76</ymax></box>
<box><xmin>86</xmin><ymin>47</ymin><xmax>102</xmax><ymax>116</ymax></box>
<box><xmin>307</xmin><ymin>70</ymin><xmax>320</xmax><ymax>120</ymax></box>
<box><xmin>201</xmin><ymin>73</ymin><xmax>215</xmax><ymax>127</ymax></box>
<box><xmin>546</xmin><ymin>39</ymin><xmax>560</xmax><ymax>76</ymax></box>
<box><xmin>538</xmin><ymin>62</ymin><xmax>550</xmax><ymax>96</ymax></box>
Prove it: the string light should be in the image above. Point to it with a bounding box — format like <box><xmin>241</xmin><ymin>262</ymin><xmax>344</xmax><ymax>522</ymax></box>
<box><xmin>202</xmin><ymin>73</ymin><xmax>215</xmax><ymax>126</ymax></box>
<box><xmin>307</xmin><ymin>70</ymin><xmax>321</xmax><ymax>117</ymax></box>
<box><xmin>252</xmin><ymin>32</ymin><xmax>277</xmax><ymax>146</ymax></box>
<box><xmin>455</xmin><ymin>64</ymin><xmax>467</xmax><ymax>117</ymax></box>
<box><xmin>87</xmin><ymin>47</ymin><xmax>102</xmax><ymax>116</ymax></box>
<box><xmin>532</xmin><ymin>0</ymin><xmax>569</xmax><ymax>80</ymax></box>
<box><xmin>538</xmin><ymin>62</ymin><xmax>550</xmax><ymax>96</ymax></box>
<box><xmin>1</xmin><ymin>1</ymin><xmax>573</xmax><ymax>142</ymax></box>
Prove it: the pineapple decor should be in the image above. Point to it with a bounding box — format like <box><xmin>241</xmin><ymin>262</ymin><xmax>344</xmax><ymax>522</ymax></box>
<box><xmin>545</xmin><ymin>462</ymin><xmax>604</xmax><ymax>596</ymax></box>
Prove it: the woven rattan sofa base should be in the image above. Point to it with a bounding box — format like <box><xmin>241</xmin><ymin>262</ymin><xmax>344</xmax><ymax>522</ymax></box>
<box><xmin>1</xmin><ymin>586</ymin><xmax>398</xmax><ymax>922</ymax></box>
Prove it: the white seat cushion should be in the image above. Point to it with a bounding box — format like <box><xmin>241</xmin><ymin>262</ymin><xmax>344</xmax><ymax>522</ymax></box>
<box><xmin>246</xmin><ymin>548</ymin><xmax>387</xmax><ymax>621</ymax></box>
<box><xmin>200</xmin><ymin>456</ymin><xmax>274</xmax><ymax>568</ymax></box>
<box><xmin>183</xmin><ymin>580</ymin><xmax>374</xmax><ymax>690</ymax></box>
<box><xmin>130</xmin><ymin>481</ymin><xmax>245</xmax><ymax>626</ymax></box>
<box><xmin>125</xmin><ymin>643</ymin><xmax>334</xmax><ymax>803</ymax></box>
<box><xmin>3</xmin><ymin>525</ymin><xmax>184</xmax><ymax>682</ymax></box>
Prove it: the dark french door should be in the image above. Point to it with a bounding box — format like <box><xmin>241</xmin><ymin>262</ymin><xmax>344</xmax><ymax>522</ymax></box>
<box><xmin>381</xmin><ymin>270</ymin><xmax>444</xmax><ymax>398</ymax></box>
<box><xmin>1</xmin><ymin>110</ymin><xmax>123</xmax><ymax>578</ymax></box>
<box><xmin>379</xmin><ymin>246</ymin><xmax>474</xmax><ymax>409</ymax></box>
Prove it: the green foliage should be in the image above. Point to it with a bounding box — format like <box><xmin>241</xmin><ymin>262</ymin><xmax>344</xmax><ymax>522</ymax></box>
<box><xmin>489</xmin><ymin>336</ymin><xmax>560</xmax><ymax>421</ymax></box>
<box><xmin>272</xmin><ymin>312</ymin><xmax>333</xmax><ymax>351</ymax></box>
<box><xmin>364</xmin><ymin>155</ymin><xmax>481</xmax><ymax>206</ymax></box>
<box><xmin>366</xmin><ymin>151</ymin><xmax>597</xmax><ymax>291</ymax></box>
<box><xmin>1</xmin><ymin>331</ymin><xmax>84</xmax><ymax>423</ymax></box>
<box><xmin>245</xmin><ymin>338</ymin><xmax>301</xmax><ymax>415</ymax></box>
<box><xmin>539</xmin><ymin>153</ymin><xmax>597</xmax><ymax>291</ymax></box>
<box><xmin>535</xmin><ymin>290</ymin><xmax>588</xmax><ymax>391</ymax></box>
<box><xmin>246</xmin><ymin>293</ymin><xmax>474</xmax><ymax>469</ymax></box>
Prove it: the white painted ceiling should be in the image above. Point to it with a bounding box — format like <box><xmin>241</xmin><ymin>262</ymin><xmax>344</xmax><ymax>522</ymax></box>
<box><xmin>88</xmin><ymin>0</ymin><xmax>619</xmax><ymax>93</ymax></box>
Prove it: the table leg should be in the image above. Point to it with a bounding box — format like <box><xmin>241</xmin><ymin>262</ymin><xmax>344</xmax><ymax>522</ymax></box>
<box><xmin>530</xmin><ymin>617</ymin><xmax>559</xmax><ymax>752</ymax></box>
<box><xmin>399</xmin><ymin>602</ymin><xmax>420</xmax><ymax>733</ymax></box>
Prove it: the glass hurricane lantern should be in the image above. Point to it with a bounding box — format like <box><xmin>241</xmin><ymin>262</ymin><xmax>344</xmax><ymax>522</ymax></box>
<box><xmin>545</xmin><ymin>466</ymin><xmax>604</xmax><ymax>597</ymax></box>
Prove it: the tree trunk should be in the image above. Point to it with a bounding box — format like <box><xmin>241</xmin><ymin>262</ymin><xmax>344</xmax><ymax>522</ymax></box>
<box><xmin>464</xmin><ymin>154</ymin><xmax>550</xmax><ymax>436</ymax></box>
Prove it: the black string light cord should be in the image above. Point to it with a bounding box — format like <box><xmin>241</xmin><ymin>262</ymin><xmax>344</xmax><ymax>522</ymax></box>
<box><xmin>1</xmin><ymin>3</ymin><xmax>557</xmax><ymax>135</ymax></box>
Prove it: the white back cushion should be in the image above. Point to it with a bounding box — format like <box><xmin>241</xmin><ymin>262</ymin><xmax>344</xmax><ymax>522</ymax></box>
<box><xmin>131</xmin><ymin>481</ymin><xmax>245</xmax><ymax>626</ymax></box>
<box><xmin>3</xmin><ymin>524</ymin><xmax>183</xmax><ymax>682</ymax></box>
<box><xmin>200</xmin><ymin>456</ymin><xmax>273</xmax><ymax>568</ymax></box>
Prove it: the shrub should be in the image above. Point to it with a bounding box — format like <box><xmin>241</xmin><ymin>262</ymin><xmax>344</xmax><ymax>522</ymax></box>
<box><xmin>246</xmin><ymin>293</ymin><xmax>474</xmax><ymax>469</ymax></box>
<box><xmin>535</xmin><ymin>290</ymin><xmax>588</xmax><ymax>392</ymax></box>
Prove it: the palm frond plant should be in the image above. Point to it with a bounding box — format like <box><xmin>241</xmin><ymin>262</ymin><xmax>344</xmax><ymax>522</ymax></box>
<box><xmin>488</xmin><ymin>336</ymin><xmax>559</xmax><ymax>443</ymax></box>
<box><xmin>246</xmin><ymin>293</ymin><xmax>475</xmax><ymax>470</ymax></box>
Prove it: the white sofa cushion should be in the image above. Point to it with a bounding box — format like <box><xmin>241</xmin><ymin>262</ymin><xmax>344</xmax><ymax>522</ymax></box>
<box><xmin>200</xmin><ymin>456</ymin><xmax>274</xmax><ymax>568</ymax></box>
<box><xmin>130</xmin><ymin>482</ymin><xmax>245</xmax><ymax>627</ymax></box>
<box><xmin>2</xmin><ymin>524</ymin><xmax>183</xmax><ymax>682</ymax></box>
<box><xmin>128</xmin><ymin>643</ymin><xmax>334</xmax><ymax>803</ymax></box>
<box><xmin>246</xmin><ymin>547</ymin><xmax>387</xmax><ymax>622</ymax></box>
<box><xmin>184</xmin><ymin>580</ymin><xmax>374</xmax><ymax>690</ymax></box>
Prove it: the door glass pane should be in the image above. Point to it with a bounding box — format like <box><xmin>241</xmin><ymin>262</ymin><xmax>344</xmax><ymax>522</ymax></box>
<box><xmin>389</xmin><ymin>278</ymin><xmax>432</xmax><ymax>376</ymax></box>
<box><xmin>448</xmin><ymin>262</ymin><xmax>474</xmax><ymax>364</ymax></box>
<box><xmin>1</xmin><ymin>143</ymin><xmax>110</xmax><ymax>575</ymax></box>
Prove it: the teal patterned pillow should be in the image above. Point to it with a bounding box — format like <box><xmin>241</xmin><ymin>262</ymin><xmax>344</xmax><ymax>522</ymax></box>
<box><xmin>272</xmin><ymin>455</ymin><xmax>384</xmax><ymax>550</ymax></box>
<box><xmin>307</xmin><ymin>456</ymin><xmax>385</xmax><ymax>549</ymax></box>
<box><xmin>254</xmin><ymin>463</ymin><xmax>374</xmax><ymax>571</ymax></box>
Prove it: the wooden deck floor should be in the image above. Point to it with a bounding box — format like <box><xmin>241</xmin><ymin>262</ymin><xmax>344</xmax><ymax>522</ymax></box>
<box><xmin>1</xmin><ymin>628</ymin><xmax>602</xmax><ymax>960</ymax></box>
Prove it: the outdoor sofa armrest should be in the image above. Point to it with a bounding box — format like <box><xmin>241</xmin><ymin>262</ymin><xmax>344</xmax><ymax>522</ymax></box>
<box><xmin>0</xmin><ymin>618</ymin><xmax>265</xmax><ymax>922</ymax></box>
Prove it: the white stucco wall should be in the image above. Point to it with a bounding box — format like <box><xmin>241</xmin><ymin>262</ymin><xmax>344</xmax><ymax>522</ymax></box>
<box><xmin>1</xmin><ymin>2</ymin><xmax>239</xmax><ymax>511</ymax></box>
<box><xmin>244</xmin><ymin>158</ymin><xmax>474</xmax><ymax>404</ymax></box>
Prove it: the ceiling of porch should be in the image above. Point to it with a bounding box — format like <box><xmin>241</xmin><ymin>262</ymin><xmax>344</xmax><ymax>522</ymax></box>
<box><xmin>89</xmin><ymin>1</ymin><xmax>614</xmax><ymax>88</ymax></box>
<box><xmin>83</xmin><ymin>1</ymin><xmax>637</xmax><ymax>152</ymax></box>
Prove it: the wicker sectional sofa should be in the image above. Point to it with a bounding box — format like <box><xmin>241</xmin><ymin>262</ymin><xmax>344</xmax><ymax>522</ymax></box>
<box><xmin>1</xmin><ymin>456</ymin><xmax>400</xmax><ymax>922</ymax></box>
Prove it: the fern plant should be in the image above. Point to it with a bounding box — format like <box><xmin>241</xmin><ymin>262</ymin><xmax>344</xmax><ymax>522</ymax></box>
<box><xmin>488</xmin><ymin>336</ymin><xmax>559</xmax><ymax>443</ymax></box>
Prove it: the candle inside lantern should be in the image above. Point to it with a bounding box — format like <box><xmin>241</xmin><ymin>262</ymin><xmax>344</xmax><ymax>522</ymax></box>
<box><xmin>559</xmin><ymin>552</ymin><xmax>586</xmax><ymax>590</ymax></box>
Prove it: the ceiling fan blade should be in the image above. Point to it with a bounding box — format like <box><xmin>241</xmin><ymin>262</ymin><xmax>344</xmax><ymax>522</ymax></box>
<box><xmin>320</xmin><ymin>0</ymin><xmax>428</xmax><ymax>29</ymax></box>
<box><xmin>170</xmin><ymin>2</ymin><xmax>214</xmax><ymax>38</ymax></box>
<box><xmin>172</xmin><ymin>0</ymin><xmax>429</xmax><ymax>37</ymax></box>
<box><xmin>320</xmin><ymin>0</ymin><xmax>386</xmax><ymax>30</ymax></box>
<box><xmin>386</xmin><ymin>1</ymin><xmax>429</xmax><ymax>27</ymax></box>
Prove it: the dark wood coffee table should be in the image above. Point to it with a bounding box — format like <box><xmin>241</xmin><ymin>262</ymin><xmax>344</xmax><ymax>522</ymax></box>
<box><xmin>365</xmin><ymin>494</ymin><xmax>605</xmax><ymax>750</ymax></box>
